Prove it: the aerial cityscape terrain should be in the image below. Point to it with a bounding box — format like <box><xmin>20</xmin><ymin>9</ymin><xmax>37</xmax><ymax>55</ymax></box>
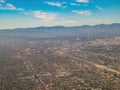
<box><xmin>0</xmin><ymin>0</ymin><xmax>120</xmax><ymax>90</ymax></box>
<box><xmin>0</xmin><ymin>23</ymin><xmax>120</xmax><ymax>90</ymax></box>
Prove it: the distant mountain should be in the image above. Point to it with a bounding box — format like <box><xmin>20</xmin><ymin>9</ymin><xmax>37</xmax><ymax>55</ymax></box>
<box><xmin>0</xmin><ymin>23</ymin><xmax>120</xmax><ymax>40</ymax></box>
<box><xmin>1</xmin><ymin>26</ymin><xmax>67</xmax><ymax>31</ymax></box>
<box><xmin>1</xmin><ymin>23</ymin><xmax>119</xmax><ymax>31</ymax></box>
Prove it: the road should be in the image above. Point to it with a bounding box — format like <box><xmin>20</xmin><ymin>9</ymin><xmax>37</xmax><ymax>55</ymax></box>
<box><xmin>58</xmin><ymin>51</ymin><xmax>120</xmax><ymax>75</ymax></box>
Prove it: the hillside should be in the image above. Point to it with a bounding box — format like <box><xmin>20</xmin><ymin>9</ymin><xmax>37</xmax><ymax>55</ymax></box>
<box><xmin>0</xmin><ymin>23</ymin><xmax>120</xmax><ymax>40</ymax></box>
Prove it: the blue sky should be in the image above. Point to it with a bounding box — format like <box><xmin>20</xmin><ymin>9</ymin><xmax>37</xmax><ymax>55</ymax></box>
<box><xmin>0</xmin><ymin>0</ymin><xmax>120</xmax><ymax>29</ymax></box>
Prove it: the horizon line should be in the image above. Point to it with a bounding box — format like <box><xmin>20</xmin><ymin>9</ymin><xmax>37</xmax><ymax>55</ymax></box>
<box><xmin>0</xmin><ymin>22</ymin><xmax>120</xmax><ymax>31</ymax></box>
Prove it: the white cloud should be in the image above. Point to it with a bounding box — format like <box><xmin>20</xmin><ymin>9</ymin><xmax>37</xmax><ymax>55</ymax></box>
<box><xmin>56</xmin><ymin>19</ymin><xmax>78</xmax><ymax>26</ymax></box>
<box><xmin>0</xmin><ymin>0</ymin><xmax>5</xmax><ymax>3</ymax></box>
<box><xmin>6</xmin><ymin>3</ymin><xmax>16</xmax><ymax>10</ymax></box>
<box><xmin>70</xmin><ymin>3</ymin><xmax>80</xmax><ymax>6</ymax></box>
<box><xmin>33</xmin><ymin>10</ymin><xmax>57</xmax><ymax>21</ymax></box>
<box><xmin>58</xmin><ymin>20</ymin><xmax>77</xmax><ymax>24</ymax></box>
<box><xmin>62</xmin><ymin>5</ymin><xmax>67</xmax><ymax>9</ymax></box>
<box><xmin>76</xmin><ymin>0</ymin><xmax>89</xmax><ymax>3</ymax></box>
<box><xmin>73</xmin><ymin>10</ymin><xmax>91</xmax><ymax>16</ymax></box>
<box><xmin>44</xmin><ymin>2</ymin><xmax>62</xmax><ymax>7</ymax></box>
<box><xmin>96</xmin><ymin>5</ymin><xmax>103</xmax><ymax>10</ymax></box>
<box><xmin>56</xmin><ymin>20</ymin><xmax>77</xmax><ymax>26</ymax></box>
<box><xmin>0</xmin><ymin>3</ymin><xmax>24</xmax><ymax>11</ymax></box>
<box><xmin>6</xmin><ymin>3</ymin><xmax>24</xmax><ymax>11</ymax></box>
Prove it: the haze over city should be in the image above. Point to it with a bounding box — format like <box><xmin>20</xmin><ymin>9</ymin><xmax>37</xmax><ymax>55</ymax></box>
<box><xmin>0</xmin><ymin>0</ymin><xmax>120</xmax><ymax>90</ymax></box>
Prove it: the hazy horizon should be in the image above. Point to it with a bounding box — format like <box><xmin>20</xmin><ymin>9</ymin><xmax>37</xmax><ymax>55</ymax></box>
<box><xmin>0</xmin><ymin>0</ymin><xmax>120</xmax><ymax>89</ymax></box>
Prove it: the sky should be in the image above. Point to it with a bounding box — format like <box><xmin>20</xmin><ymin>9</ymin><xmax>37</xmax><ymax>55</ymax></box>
<box><xmin>0</xmin><ymin>0</ymin><xmax>120</xmax><ymax>29</ymax></box>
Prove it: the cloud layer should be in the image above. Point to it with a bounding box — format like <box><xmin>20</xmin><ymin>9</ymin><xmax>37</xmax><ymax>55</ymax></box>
<box><xmin>76</xmin><ymin>0</ymin><xmax>89</xmax><ymax>3</ymax></box>
<box><xmin>0</xmin><ymin>0</ymin><xmax>5</xmax><ymax>3</ymax></box>
<box><xmin>44</xmin><ymin>2</ymin><xmax>62</xmax><ymax>7</ymax></box>
<box><xmin>96</xmin><ymin>5</ymin><xmax>103</xmax><ymax>10</ymax></box>
<box><xmin>70</xmin><ymin>3</ymin><xmax>80</xmax><ymax>6</ymax></box>
<box><xmin>33</xmin><ymin>10</ymin><xmax>57</xmax><ymax>21</ymax></box>
<box><xmin>0</xmin><ymin>3</ymin><xmax>24</xmax><ymax>11</ymax></box>
<box><xmin>1</xmin><ymin>0</ymin><xmax>117</xmax><ymax>30</ymax></box>
<box><xmin>73</xmin><ymin>10</ymin><xmax>91</xmax><ymax>16</ymax></box>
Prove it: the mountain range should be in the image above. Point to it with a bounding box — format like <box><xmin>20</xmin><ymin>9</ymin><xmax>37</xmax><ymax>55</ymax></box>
<box><xmin>0</xmin><ymin>23</ymin><xmax>120</xmax><ymax>40</ymax></box>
